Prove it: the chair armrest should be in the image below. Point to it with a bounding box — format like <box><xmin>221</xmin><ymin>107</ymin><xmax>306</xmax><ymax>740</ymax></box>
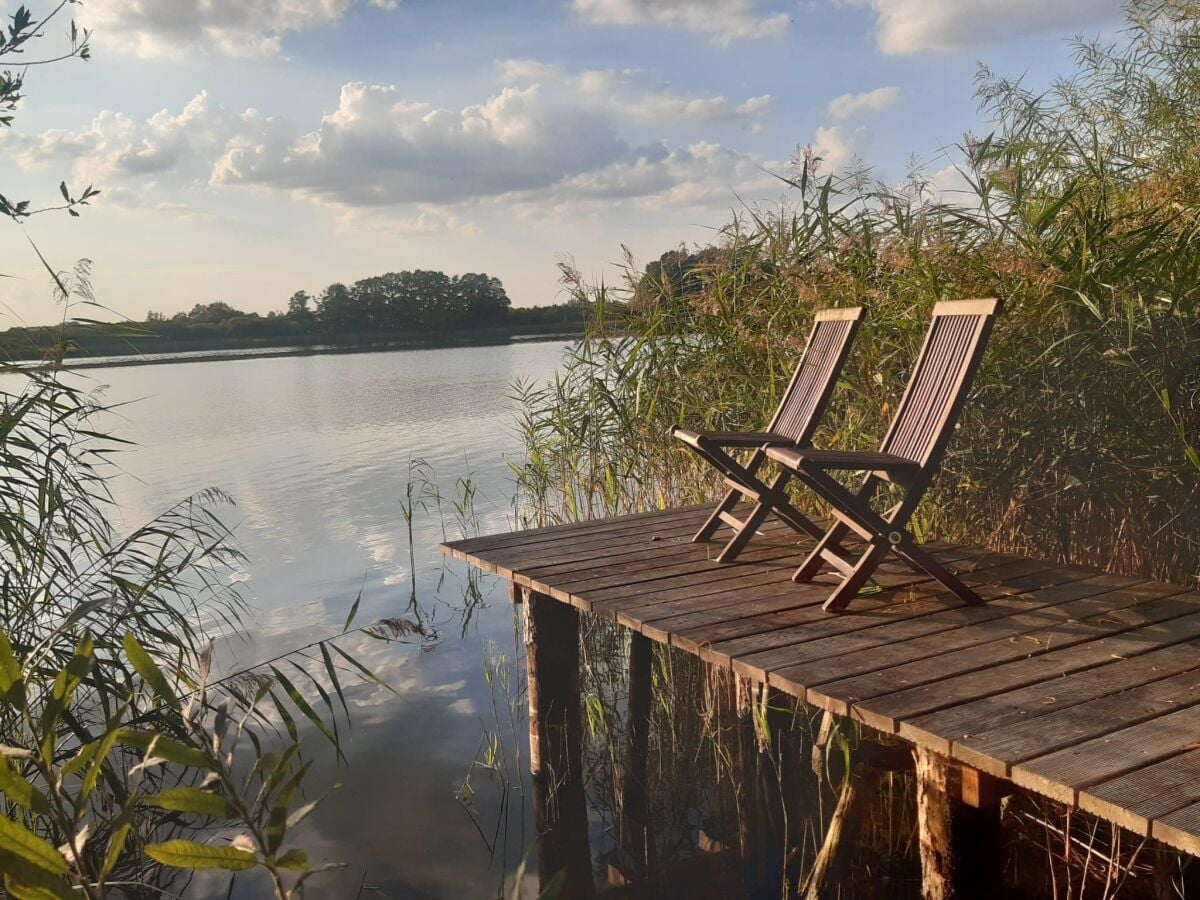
<box><xmin>765</xmin><ymin>447</ymin><xmax>920</xmax><ymax>473</ymax></box>
<box><xmin>672</xmin><ymin>427</ymin><xmax>797</xmax><ymax>449</ymax></box>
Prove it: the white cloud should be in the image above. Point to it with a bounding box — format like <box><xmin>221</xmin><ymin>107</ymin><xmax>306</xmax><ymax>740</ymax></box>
<box><xmin>11</xmin><ymin>75</ymin><xmax>786</xmax><ymax>228</ymax></box>
<box><xmin>855</xmin><ymin>0</ymin><xmax>1121</xmax><ymax>54</ymax></box>
<box><xmin>497</xmin><ymin>59</ymin><xmax>564</xmax><ymax>84</ymax></box>
<box><xmin>826</xmin><ymin>86</ymin><xmax>901</xmax><ymax>119</ymax></box>
<box><xmin>809</xmin><ymin>125</ymin><xmax>856</xmax><ymax>172</ymax></box>
<box><xmin>78</xmin><ymin>0</ymin><xmax>395</xmax><ymax>57</ymax></box>
<box><xmin>626</xmin><ymin>88</ymin><xmax>773</xmax><ymax>123</ymax></box>
<box><xmin>572</xmin><ymin>0</ymin><xmax>789</xmax><ymax>42</ymax></box>
<box><xmin>13</xmin><ymin>92</ymin><xmax>239</xmax><ymax>185</ymax></box>
<box><xmin>555</xmin><ymin>140</ymin><xmax>780</xmax><ymax>211</ymax></box>
<box><xmin>212</xmin><ymin>82</ymin><xmax>631</xmax><ymax>205</ymax></box>
<box><xmin>338</xmin><ymin>206</ymin><xmax>481</xmax><ymax>238</ymax></box>
<box><xmin>496</xmin><ymin>58</ymin><xmax>771</xmax><ymax>125</ymax></box>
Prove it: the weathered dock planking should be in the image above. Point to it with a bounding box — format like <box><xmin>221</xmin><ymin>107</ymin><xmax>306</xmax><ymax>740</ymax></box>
<box><xmin>442</xmin><ymin>504</ymin><xmax>1200</xmax><ymax>884</ymax></box>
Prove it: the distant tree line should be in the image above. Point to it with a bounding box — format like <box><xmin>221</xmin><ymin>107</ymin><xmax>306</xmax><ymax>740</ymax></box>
<box><xmin>0</xmin><ymin>269</ymin><xmax>590</xmax><ymax>360</ymax></box>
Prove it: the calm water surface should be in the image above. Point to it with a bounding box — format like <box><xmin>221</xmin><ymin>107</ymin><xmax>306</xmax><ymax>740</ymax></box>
<box><xmin>85</xmin><ymin>341</ymin><xmax>569</xmax><ymax>898</ymax></box>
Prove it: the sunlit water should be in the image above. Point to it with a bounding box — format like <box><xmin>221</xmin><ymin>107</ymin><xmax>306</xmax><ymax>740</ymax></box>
<box><xmin>81</xmin><ymin>341</ymin><xmax>569</xmax><ymax>898</ymax></box>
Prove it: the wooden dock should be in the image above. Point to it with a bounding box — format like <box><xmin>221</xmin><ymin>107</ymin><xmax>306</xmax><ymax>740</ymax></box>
<box><xmin>442</xmin><ymin>504</ymin><xmax>1200</xmax><ymax>894</ymax></box>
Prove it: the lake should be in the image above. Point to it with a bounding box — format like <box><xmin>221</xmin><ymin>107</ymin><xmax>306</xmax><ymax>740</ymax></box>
<box><xmin>86</xmin><ymin>340</ymin><xmax>570</xmax><ymax>898</ymax></box>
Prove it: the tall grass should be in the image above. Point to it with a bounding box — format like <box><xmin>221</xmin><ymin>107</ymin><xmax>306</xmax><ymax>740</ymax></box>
<box><xmin>513</xmin><ymin>0</ymin><xmax>1200</xmax><ymax>585</ymax></box>
<box><xmin>501</xmin><ymin>2</ymin><xmax>1200</xmax><ymax>897</ymax></box>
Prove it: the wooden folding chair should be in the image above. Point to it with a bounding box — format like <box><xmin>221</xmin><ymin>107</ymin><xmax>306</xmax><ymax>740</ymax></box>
<box><xmin>764</xmin><ymin>298</ymin><xmax>1002</xmax><ymax>611</ymax></box>
<box><xmin>672</xmin><ymin>306</ymin><xmax>864</xmax><ymax>562</ymax></box>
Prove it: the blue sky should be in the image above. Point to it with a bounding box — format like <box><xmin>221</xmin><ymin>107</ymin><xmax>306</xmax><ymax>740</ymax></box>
<box><xmin>0</xmin><ymin>0</ymin><xmax>1125</xmax><ymax>323</ymax></box>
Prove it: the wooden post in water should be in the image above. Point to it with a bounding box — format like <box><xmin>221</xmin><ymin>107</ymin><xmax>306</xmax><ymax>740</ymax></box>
<box><xmin>915</xmin><ymin>749</ymin><xmax>1007</xmax><ymax>900</ymax></box>
<box><xmin>952</xmin><ymin>768</ymin><xmax>1005</xmax><ymax>900</ymax></box>
<box><xmin>619</xmin><ymin>631</ymin><xmax>654</xmax><ymax>879</ymax></box>
<box><xmin>915</xmin><ymin>748</ymin><xmax>956</xmax><ymax>900</ymax></box>
<box><xmin>523</xmin><ymin>586</ymin><xmax>594</xmax><ymax>898</ymax></box>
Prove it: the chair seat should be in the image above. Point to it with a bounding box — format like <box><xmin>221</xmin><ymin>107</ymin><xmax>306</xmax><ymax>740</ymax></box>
<box><xmin>765</xmin><ymin>446</ymin><xmax>921</xmax><ymax>472</ymax></box>
<box><xmin>671</xmin><ymin>427</ymin><xmax>798</xmax><ymax>449</ymax></box>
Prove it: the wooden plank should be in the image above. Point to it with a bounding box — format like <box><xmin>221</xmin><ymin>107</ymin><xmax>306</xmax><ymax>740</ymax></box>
<box><xmin>457</xmin><ymin>508</ymin><xmax>724</xmax><ymax>578</ymax></box>
<box><xmin>1153</xmin><ymin>799</ymin><xmax>1200</xmax><ymax>858</ymax></box>
<box><xmin>694</xmin><ymin>557</ymin><xmax>1061</xmax><ymax>673</ymax></box>
<box><xmin>668</xmin><ymin>556</ymin><xmax>1022</xmax><ymax>657</ymax></box>
<box><xmin>544</xmin><ymin>538</ymin><xmax>798</xmax><ymax>595</ymax></box>
<box><xmin>509</xmin><ymin>516</ymin><xmax>796</xmax><ymax>583</ymax></box>
<box><xmin>1010</xmin><ymin>702</ymin><xmax>1200</xmax><ymax>804</ymax></box>
<box><xmin>796</xmin><ymin>580</ymin><xmax>1186</xmax><ymax>722</ymax></box>
<box><xmin>706</xmin><ymin>556</ymin><xmax>1071</xmax><ymax>671</ymax></box>
<box><xmin>593</xmin><ymin>542</ymin><xmax>962</xmax><ymax>624</ymax></box>
<box><xmin>442</xmin><ymin>504</ymin><xmax>706</xmax><ymax>556</ymax></box>
<box><xmin>895</xmin><ymin>602</ymin><xmax>1200</xmax><ymax>757</ymax></box>
<box><xmin>636</xmin><ymin>547</ymin><xmax>985</xmax><ymax>646</ymax></box>
<box><xmin>962</xmin><ymin>665</ymin><xmax>1200</xmax><ymax>786</ymax></box>
<box><xmin>520</xmin><ymin>538</ymin><xmax>805</xmax><ymax>614</ymax></box>
<box><xmin>753</xmin><ymin>570</ymin><xmax>1119</xmax><ymax>699</ymax></box>
<box><xmin>1079</xmin><ymin>749</ymin><xmax>1200</xmax><ymax>835</ymax></box>
<box><xmin>487</xmin><ymin>506</ymin><xmax>726</xmax><ymax>568</ymax></box>
<box><xmin>644</xmin><ymin>546</ymin><xmax>985</xmax><ymax>645</ymax></box>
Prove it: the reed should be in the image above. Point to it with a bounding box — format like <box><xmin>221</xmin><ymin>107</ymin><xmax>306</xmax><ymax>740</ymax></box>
<box><xmin>513</xmin><ymin>0</ymin><xmax>1200</xmax><ymax>586</ymax></box>
<box><xmin>504</xmin><ymin>2</ymin><xmax>1200</xmax><ymax>896</ymax></box>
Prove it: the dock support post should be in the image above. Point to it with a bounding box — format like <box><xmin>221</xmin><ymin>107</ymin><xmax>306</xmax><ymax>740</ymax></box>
<box><xmin>619</xmin><ymin>631</ymin><xmax>654</xmax><ymax>880</ymax></box>
<box><xmin>953</xmin><ymin>768</ymin><xmax>1004</xmax><ymax>900</ymax></box>
<box><xmin>915</xmin><ymin>750</ymin><xmax>1006</xmax><ymax>900</ymax></box>
<box><xmin>523</xmin><ymin>587</ymin><xmax>594</xmax><ymax>898</ymax></box>
<box><xmin>915</xmin><ymin>748</ymin><xmax>956</xmax><ymax>900</ymax></box>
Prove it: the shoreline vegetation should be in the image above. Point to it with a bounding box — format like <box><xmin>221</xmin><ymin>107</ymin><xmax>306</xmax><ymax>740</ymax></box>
<box><xmin>2</xmin><ymin>266</ymin><xmax>593</xmax><ymax>367</ymax></box>
<box><xmin>33</xmin><ymin>323</ymin><xmax>588</xmax><ymax>369</ymax></box>
<box><xmin>505</xmin><ymin>4</ymin><xmax>1200</xmax><ymax>893</ymax></box>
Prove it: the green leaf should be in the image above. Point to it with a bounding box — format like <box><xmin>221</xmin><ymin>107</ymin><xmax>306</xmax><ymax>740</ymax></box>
<box><xmin>0</xmin><ymin>756</ymin><xmax>48</xmax><ymax>814</ymax></box>
<box><xmin>123</xmin><ymin>633</ymin><xmax>180</xmax><ymax>710</ymax></box>
<box><xmin>114</xmin><ymin>729</ymin><xmax>209</xmax><ymax>769</ymax></box>
<box><xmin>266</xmin><ymin>760</ymin><xmax>311</xmax><ymax>855</ymax></box>
<box><xmin>0</xmin><ymin>816</ymin><xmax>69</xmax><ymax>875</ymax></box>
<box><xmin>537</xmin><ymin>869</ymin><xmax>566</xmax><ymax>900</ymax></box>
<box><xmin>342</xmin><ymin>590</ymin><xmax>362</xmax><ymax>633</ymax></box>
<box><xmin>59</xmin><ymin>741</ymin><xmax>99</xmax><ymax>780</ymax></box>
<box><xmin>79</xmin><ymin>728</ymin><xmax>120</xmax><ymax>803</ymax></box>
<box><xmin>39</xmin><ymin>636</ymin><xmax>93</xmax><ymax>764</ymax></box>
<box><xmin>2</xmin><ymin>869</ymin><xmax>74</xmax><ymax>900</ymax></box>
<box><xmin>0</xmin><ymin>630</ymin><xmax>24</xmax><ymax>706</ymax></box>
<box><xmin>146</xmin><ymin>786</ymin><xmax>230</xmax><ymax>818</ymax></box>
<box><xmin>269</xmin><ymin>666</ymin><xmax>341</xmax><ymax>757</ymax></box>
<box><xmin>100</xmin><ymin>814</ymin><xmax>132</xmax><ymax>880</ymax></box>
<box><xmin>144</xmin><ymin>840</ymin><xmax>257</xmax><ymax>871</ymax></box>
<box><xmin>275</xmin><ymin>848</ymin><xmax>309</xmax><ymax>872</ymax></box>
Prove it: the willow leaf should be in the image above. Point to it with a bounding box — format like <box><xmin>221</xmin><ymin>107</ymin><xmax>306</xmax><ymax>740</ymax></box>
<box><xmin>144</xmin><ymin>840</ymin><xmax>256</xmax><ymax>871</ymax></box>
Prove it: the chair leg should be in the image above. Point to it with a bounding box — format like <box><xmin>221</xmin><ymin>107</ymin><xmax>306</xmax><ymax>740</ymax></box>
<box><xmin>694</xmin><ymin>486</ymin><xmax>743</xmax><ymax>543</ymax></box>
<box><xmin>793</xmin><ymin>521</ymin><xmax>852</xmax><ymax>583</ymax></box>
<box><xmin>767</xmin><ymin>498</ymin><xmax>827</xmax><ymax>541</ymax></box>
<box><xmin>822</xmin><ymin>540</ymin><xmax>890</xmax><ymax>612</ymax></box>
<box><xmin>893</xmin><ymin>538</ymin><xmax>984</xmax><ymax>605</ymax></box>
<box><xmin>715</xmin><ymin>499</ymin><xmax>772</xmax><ymax>563</ymax></box>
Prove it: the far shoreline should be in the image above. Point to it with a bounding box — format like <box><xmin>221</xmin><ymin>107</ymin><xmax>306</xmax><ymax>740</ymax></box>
<box><xmin>30</xmin><ymin>327</ymin><xmax>587</xmax><ymax>371</ymax></box>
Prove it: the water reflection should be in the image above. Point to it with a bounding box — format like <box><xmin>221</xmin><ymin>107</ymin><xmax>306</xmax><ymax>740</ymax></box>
<box><xmin>85</xmin><ymin>342</ymin><xmax>566</xmax><ymax>897</ymax></box>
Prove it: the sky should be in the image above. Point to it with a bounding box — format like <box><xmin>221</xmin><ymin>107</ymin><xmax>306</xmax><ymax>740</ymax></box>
<box><xmin>0</xmin><ymin>0</ymin><xmax>1127</xmax><ymax>324</ymax></box>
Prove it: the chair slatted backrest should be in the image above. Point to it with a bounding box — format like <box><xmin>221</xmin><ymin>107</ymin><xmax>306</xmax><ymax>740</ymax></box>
<box><xmin>881</xmin><ymin>298</ymin><xmax>1001</xmax><ymax>467</ymax></box>
<box><xmin>769</xmin><ymin>307</ymin><xmax>864</xmax><ymax>443</ymax></box>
